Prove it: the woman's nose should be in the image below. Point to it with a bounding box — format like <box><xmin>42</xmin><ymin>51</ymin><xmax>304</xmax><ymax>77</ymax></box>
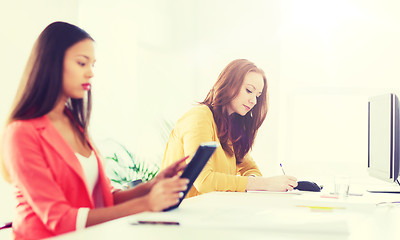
<box><xmin>86</xmin><ymin>67</ymin><xmax>94</xmax><ymax>78</ymax></box>
<box><xmin>249</xmin><ymin>96</ymin><xmax>257</xmax><ymax>105</ymax></box>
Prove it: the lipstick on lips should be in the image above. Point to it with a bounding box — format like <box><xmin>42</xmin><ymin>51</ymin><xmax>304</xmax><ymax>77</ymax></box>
<box><xmin>243</xmin><ymin>104</ymin><xmax>251</xmax><ymax>111</ymax></box>
<box><xmin>82</xmin><ymin>83</ymin><xmax>91</xmax><ymax>90</ymax></box>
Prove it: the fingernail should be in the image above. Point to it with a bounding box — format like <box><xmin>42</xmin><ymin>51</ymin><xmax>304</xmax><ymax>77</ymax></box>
<box><xmin>179</xmin><ymin>192</ymin><xmax>184</xmax><ymax>198</ymax></box>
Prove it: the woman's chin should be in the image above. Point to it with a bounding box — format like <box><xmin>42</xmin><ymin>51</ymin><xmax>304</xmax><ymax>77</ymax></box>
<box><xmin>238</xmin><ymin>111</ymin><xmax>248</xmax><ymax>116</ymax></box>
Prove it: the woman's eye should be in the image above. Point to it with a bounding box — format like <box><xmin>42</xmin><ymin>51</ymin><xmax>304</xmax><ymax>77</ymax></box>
<box><xmin>246</xmin><ymin>89</ymin><xmax>252</xmax><ymax>94</ymax></box>
<box><xmin>78</xmin><ymin>62</ymin><xmax>86</xmax><ymax>67</ymax></box>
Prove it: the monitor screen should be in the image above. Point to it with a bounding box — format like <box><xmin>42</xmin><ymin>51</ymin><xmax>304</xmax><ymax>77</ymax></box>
<box><xmin>368</xmin><ymin>93</ymin><xmax>400</xmax><ymax>183</ymax></box>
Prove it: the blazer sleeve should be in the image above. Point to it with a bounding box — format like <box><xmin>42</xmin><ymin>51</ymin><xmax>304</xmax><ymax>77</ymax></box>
<box><xmin>180</xmin><ymin>108</ymin><xmax>249</xmax><ymax>193</ymax></box>
<box><xmin>3</xmin><ymin>122</ymin><xmax>79</xmax><ymax>235</ymax></box>
<box><xmin>237</xmin><ymin>154</ymin><xmax>262</xmax><ymax>177</ymax></box>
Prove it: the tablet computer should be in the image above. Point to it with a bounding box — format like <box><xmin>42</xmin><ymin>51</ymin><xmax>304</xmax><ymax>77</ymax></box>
<box><xmin>163</xmin><ymin>142</ymin><xmax>218</xmax><ymax>211</ymax></box>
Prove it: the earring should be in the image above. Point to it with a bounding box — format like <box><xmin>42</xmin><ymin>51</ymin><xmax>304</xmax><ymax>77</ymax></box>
<box><xmin>250</xmin><ymin>110</ymin><xmax>253</xmax><ymax>118</ymax></box>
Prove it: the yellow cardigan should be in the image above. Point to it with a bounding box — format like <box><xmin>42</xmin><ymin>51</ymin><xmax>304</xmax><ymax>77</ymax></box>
<box><xmin>161</xmin><ymin>104</ymin><xmax>262</xmax><ymax>198</ymax></box>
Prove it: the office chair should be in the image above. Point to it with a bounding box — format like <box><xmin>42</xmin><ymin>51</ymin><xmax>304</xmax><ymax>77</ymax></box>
<box><xmin>0</xmin><ymin>222</ymin><xmax>12</xmax><ymax>230</ymax></box>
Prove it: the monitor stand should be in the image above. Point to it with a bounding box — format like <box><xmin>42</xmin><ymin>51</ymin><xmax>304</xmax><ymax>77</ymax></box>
<box><xmin>367</xmin><ymin>181</ymin><xmax>400</xmax><ymax>193</ymax></box>
<box><xmin>367</xmin><ymin>190</ymin><xmax>400</xmax><ymax>194</ymax></box>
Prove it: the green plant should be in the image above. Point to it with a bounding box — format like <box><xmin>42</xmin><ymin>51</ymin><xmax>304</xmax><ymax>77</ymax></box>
<box><xmin>104</xmin><ymin>119</ymin><xmax>175</xmax><ymax>189</ymax></box>
<box><xmin>105</xmin><ymin>143</ymin><xmax>160</xmax><ymax>189</ymax></box>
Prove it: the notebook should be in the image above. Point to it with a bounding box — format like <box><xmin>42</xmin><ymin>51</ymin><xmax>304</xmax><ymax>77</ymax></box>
<box><xmin>163</xmin><ymin>142</ymin><xmax>218</xmax><ymax>211</ymax></box>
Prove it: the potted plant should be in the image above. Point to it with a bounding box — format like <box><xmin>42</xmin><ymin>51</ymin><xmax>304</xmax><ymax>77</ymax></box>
<box><xmin>104</xmin><ymin>119</ymin><xmax>175</xmax><ymax>189</ymax></box>
<box><xmin>105</xmin><ymin>143</ymin><xmax>160</xmax><ymax>189</ymax></box>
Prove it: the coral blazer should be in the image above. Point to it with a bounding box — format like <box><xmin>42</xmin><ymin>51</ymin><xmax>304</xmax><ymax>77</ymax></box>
<box><xmin>2</xmin><ymin>115</ymin><xmax>114</xmax><ymax>240</ymax></box>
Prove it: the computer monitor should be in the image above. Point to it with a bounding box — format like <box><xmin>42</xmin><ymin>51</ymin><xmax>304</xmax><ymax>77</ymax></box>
<box><xmin>368</xmin><ymin>93</ymin><xmax>400</xmax><ymax>185</ymax></box>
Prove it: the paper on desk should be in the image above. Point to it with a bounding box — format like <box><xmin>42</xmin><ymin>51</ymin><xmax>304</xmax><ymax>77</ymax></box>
<box><xmin>128</xmin><ymin>204</ymin><xmax>349</xmax><ymax>234</ymax></box>
<box><xmin>246</xmin><ymin>190</ymin><xmax>303</xmax><ymax>195</ymax></box>
<box><xmin>194</xmin><ymin>206</ymin><xmax>348</xmax><ymax>234</ymax></box>
<box><xmin>293</xmin><ymin>191</ymin><xmax>391</xmax><ymax>208</ymax></box>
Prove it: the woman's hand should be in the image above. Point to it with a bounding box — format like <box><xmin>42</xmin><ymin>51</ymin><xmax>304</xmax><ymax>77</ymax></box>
<box><xmin>157</xmin><ymin>155</ymin><xmax>188</xmax><ymax>179</ymax></box>
<box><xmin>146</xmin><ymin>176</ymin><xmax>189</xmax><ymax>212</ymax></box>
<box><xmin>138</xmin><ymin>156</ymin><xmax>188</xmax><ymax>197</ymax></box>
<box><xmin>246</xmin><ymin>175</ymin><xmax>298</xmax><ymax>192</ymax></box>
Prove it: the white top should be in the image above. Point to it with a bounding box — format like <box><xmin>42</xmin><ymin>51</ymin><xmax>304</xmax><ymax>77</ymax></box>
<box><xmin>75</xmin><ymin>151</ymin><xmax>99</xmax><ymax>231</ymax></box>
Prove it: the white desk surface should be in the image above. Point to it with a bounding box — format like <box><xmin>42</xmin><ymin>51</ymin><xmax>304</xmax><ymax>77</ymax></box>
<box><xmin>52</xmin><ymin>189</ymin><xmax>400</xmax><ymax>240</ymax></box>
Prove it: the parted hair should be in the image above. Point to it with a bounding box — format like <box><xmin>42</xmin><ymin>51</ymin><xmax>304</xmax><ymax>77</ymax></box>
<box><xmin>202</xmin><ymin>59</ymin><xmax>268</xmax><ymax>162</ymax></box>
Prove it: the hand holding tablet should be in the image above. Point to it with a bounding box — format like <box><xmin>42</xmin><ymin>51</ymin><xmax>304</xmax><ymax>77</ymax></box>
<box><xmin>163</xmin><ymin>142</ymin><xmax>218</xmax><ymax>211</ymax></box>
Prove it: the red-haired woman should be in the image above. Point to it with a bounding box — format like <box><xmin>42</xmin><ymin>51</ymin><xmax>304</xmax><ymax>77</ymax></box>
<box><xmin>161</xmin><ymin>59</ymin><xmax>297</xmax><ymax>198</ymax></box>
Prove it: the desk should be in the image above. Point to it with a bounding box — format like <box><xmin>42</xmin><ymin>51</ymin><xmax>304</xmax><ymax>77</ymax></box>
<box><xmin>53</xmin><ymin>190</ymin><xmax>400</xmax><ymax>240</ymax></box>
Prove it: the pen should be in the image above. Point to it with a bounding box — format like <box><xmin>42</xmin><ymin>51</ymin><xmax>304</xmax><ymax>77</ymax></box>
<box><xmin>280</xmin><ymin>163</ymin><xmax>286</xmax><ymax>175</ymax></box>
<box><xmin>132</xmin><ymin>220</ymin><xmax>180</xmax><ymax>226</ymax></box>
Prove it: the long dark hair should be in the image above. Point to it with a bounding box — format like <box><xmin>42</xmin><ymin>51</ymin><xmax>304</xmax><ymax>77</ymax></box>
<box><xmin>202</xmin><ymin>59</ymin><xmax>268</xmax><ymax>162</ymax></box>
<box><xmin>9</xmin><ymin>21</ymin><xmax>93</xmax><ymax>129</ymax></box>
<box><xmin>1</xmin><ymin>21</ymin><xmax>93</xmax><ymax>182</ymax></box>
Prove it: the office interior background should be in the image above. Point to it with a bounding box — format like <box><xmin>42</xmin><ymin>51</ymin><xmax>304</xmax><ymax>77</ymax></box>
<box><xmin>1</xmin><ymin>0</ymin><xmax>400</xmax><ymax>222</ymax></box>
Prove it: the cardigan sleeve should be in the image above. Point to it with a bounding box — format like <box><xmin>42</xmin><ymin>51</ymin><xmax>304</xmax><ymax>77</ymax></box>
<box><xmin>237</xmin><ymin>154</ymin><xmax>262</xmax><ymax>177</ymax></box>
<box><xmin>179</xmin><ymin>106</ymin><xmax>250</xmax><ymax>194</ymax></box>
<box><xmin>3</xmin><ymin>122</ymin><xmax>79</xmax><ymax>235</ymax></box>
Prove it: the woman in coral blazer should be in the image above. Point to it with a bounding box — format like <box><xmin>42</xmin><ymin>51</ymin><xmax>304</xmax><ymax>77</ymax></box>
<box><xmin>162</xmin><ymin>59</ymin><xmax>298</xmax><ymax>198</ymax></box>
<box><xmin>1</xmin><ymin>22</ymin><xmax>188</xmax><ymax>240</ymax></box>
<box><xmin>3</xmin><ymin>115</ymin><xmax>114</xmax><ymax>238</ymax></box>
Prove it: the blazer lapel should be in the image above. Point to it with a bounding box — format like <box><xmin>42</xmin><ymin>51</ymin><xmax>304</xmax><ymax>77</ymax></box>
<box><xmin>33</xmin><ymin>116</ymin><xmax>89</xmax><ymax>194</ymax></box>
<box><xmin>31</xmin><ymin>115</ymin><xmax>112</xmax><ymax>207</ymax></box>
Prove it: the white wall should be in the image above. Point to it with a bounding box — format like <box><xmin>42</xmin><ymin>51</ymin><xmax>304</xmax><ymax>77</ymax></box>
<box><xmin>78</xmin><ymin>0</ymin><xmax>281</xmax><ymax>172</ymax></box>
<box><xmin>277</xmin><ymin>1</ymin><xmax>400</xmax><ymax>183</ymax></box>
<box><xmin>77</xmin><ymin>0</ymin><xmax>400</xmax><ymax>187</ymax></box>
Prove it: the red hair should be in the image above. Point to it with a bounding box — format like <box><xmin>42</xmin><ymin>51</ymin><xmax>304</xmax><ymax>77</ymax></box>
<box><xmin>202</xmin><ymin>59</ymin><xmax>268</xmax><ymax>162</ymax></box>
